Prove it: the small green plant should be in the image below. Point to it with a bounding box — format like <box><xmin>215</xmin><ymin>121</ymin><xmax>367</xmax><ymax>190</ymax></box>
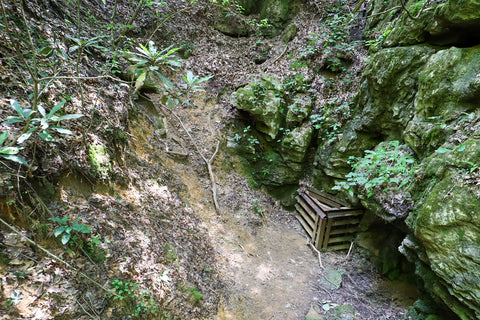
<box><xmin>84</xmin><ymin>235</ymin><xmax>107</xmax><ymax>262</ymax></box>
<box><xmin>333</xmin><ymin>141</ymin><xmax>418</xmax><ymax>197</ymax></box>
<box><xmin>180</xmin><ymin>70</ymin><xmax>213</xmax><ymax>107</ymax></box>
<box><xmin>365</xmin><ymin>29</ymin><xmax>391</xmax><ymax>48</ymax></box>
<box><xmin>110</xmin><ymin>278</ymin><xmax>138</xmax><ymax>301</ymax></box>
<box><xmin>183</xmin><ymin>286</ymin><xmax>203</xmax><ymax>304</ymax></box>
<box><xmin>125</xmin><ymin>41</ymin><xmax>212</xmax><ymax>108</ymax></box>
<box><xmin>231</xmin><ymin>125</ymin><xmax>260</xmax><ymax>147</ymax></box>
<box><xmin>3</xmin><ymin>99</ymin><xmax>83</xmax><ymax>143</ymax></box>
<box><xmin>109</xmin><ymin>279</ymin><xmax>159</xmax><ymax>317</ymax></box>
<box><xmin>251</xmin><ymin>198</ymin><xmax>264</xmax><ymax>218</ymax></box>
<box><xmin>125</xmin><ymin>41</ymin><xmax>181</xmax><ymax>93</ymax></box>
<box><xmin>49</xmin><ymin>216</ymin><xmax>92</xmax><ymax>245</ymax></box>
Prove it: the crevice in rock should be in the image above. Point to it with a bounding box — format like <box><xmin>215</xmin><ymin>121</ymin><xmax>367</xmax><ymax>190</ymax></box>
<box><xmin>426</xmin><ymin>26</ymin><xmax>480</xmax><ymax>47</ymax></box>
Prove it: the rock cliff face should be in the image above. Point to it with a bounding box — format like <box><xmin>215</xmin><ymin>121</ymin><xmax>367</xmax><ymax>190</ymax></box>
<box><xmin>319</xmin><ymin>1</ymin><xmax>480</xmax><ymax>319</ymax></box>
<box><xmin>228</xmin><ymin>1</ymin><xmax>480</xmax><ymax>318</ymax></box>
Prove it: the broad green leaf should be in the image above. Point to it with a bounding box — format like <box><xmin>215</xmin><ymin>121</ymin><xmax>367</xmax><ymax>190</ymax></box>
<box><xmin>56</xmin><ymin>113</ymin><xmax>83</xmax><ymax>121</ymax></box>
<box><xmin>435</xmin><ymin>147</ymin><xmax>451</xmax><ymax>154</ymax></box>
<box><xmin>12</xmin><ymin>100</ymin><xmax>23</xmax><ymax>116</ymax></box>
<box><xmin>22</xmin><ymin>109</ymin><xmax>34</xmax><ymax>120</ymax></box>
<box><xmin>17</xmin><ymin>128</ymin><xmax>35</xmax><ymax>144</ymax></box>
<box><xmin>0</xmin><ymin>154</ymin><xmax>28</xmax><ymax>165</ymax></box>
<box><xmin>49</xmin><ymin>216</ymin><xmax>69</xmax><ymax>224</ymax></box>
<box><xmin>166</xmin><ymin>59</ymin><xmax>182</xmax><ymax>67</ymax></box>
<box><xmin>72</xmin><ymin>223</ymin><xmax>91</xmax><ymax>234</ymax></box>
<box><xmin>54</xmin><ymin>226</ymin><xmax>67</xmax><ymax>237</ymax></box>
<box><xmin>51</xmin><ymin>126</ymin><xmax>74</xmax><ymax>135</ymax></box>
<box><xmin>134</xmin><ymin>71</ymin><xmax>147</xmax><ymax>92</ymax></box>
<box><xmin>38</xmin><ymin>131</ymin><xmax>55</xmax><ymax>141</ymax></box>
<box><xmin>0</xmin><ymin>131</ymin><xmax>8</xmax><ymax>146</ymax></box>
<box><xmin>0</xmin><ymin>146</ymin><xmax>21</xmax><ymax>155</ymax></box>
<box><xmin>38</xmin><ymin>105</ymin><xmax>46</xmax><ymax>117</ymax></box>
<box><xmin>48</xmin><ymin>100</ymin><xmax>67</xmax><ymax>118</ymax></box>
<box><xmin>458</xmin><ymin>144</ymin><xmax>466</xmax><ymax>152</ymax></box>
<box><xmin>2</xmin><ymin>116</ymin><xmax>24</xmax><ymax>124</ymax></box>
<box><xmin>155</xmin><ymin>71</ymin><xmax>173</xmax><ymax>90</ymax></box>
<box><xmin>163</xmin><ymin>46</ymin><xmax>180</xmax><ymax>56</ymax></box>
<box><xmin>61</xmin><ymin>232</ymin><xmax>71</xmax><ymax>245</ymax></box>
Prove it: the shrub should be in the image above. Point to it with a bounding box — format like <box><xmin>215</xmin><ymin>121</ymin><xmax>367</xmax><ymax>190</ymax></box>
<box><xmin>333</xmin><ymin>141</ymin><xmax>418</xmax><ymax>198</ymax></box>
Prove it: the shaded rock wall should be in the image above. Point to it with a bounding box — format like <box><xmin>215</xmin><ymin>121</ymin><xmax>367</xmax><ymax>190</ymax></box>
<box><xmin>316</xmin><ymin>1</ymin><xmax>480</xmax><ymax>319</ymax></box>
<box><xmin>229</xmin><ymin>75</ymin><xmax>314</xmax><ymax>204</ymax></box>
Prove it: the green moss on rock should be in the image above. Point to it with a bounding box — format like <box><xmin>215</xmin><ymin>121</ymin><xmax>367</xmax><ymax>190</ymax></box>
<box><xmin>231</xmin><ymin>76</ymin><xmax>284</xmax><ymax>140</ymax></box>
<box><xmin>88</xmin><ymin>144</ymin><xmax>111</xmax><ymax>180</ymax></box>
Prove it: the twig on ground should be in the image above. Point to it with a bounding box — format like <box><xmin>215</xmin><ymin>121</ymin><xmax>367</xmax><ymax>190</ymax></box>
<box><xmin>263</xmin><ymin>45</ymin><xmax>289</xmax><ymax>72</ymax></box>
<box><xmin>309</xmin><ymin>241</ymin><xmax>324</xmax><ymax>269</ymax></box>
<box><xmin>345</xmin><ymin>241</ymin><xmax>354</xmax><ymax>260</ymax></box>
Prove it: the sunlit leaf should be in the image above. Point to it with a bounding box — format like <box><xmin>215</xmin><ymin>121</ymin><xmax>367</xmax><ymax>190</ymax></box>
<box><xmin>49</xmin><ymin>216</ymin><xmax>69</xmax><ymax>224</ymax></box>
<box><xmin>17</xmin><ymin>128</ymin><xmax>35</xmax><ymax>144</ymax></box>
<box><xmin>57</xmin><ymin>114</ymin><xmax>83</xmax><ymax>121</ymax></box>
<box><xmin>166</xmin><ymin>59</ymin><xmax>182</xmax><ymax>67</ymax></box>
<box><xmin>72</xmin><ymin>222</ymin><xmax>91</xmax><ymax>234</ymax></box>
<box><xmin>48</xmin><ymin>100</ymin><xmax>67</xmax><ymax>118</ymax></box>
<box><xmin>135</xmin><ymin>72</ymin><xmax>147</xmax><ymax>92</ymax></box>
<box><xmin>0</xmin><ymin>131</ymin><xmax>8</xmax><ymax>146</ymax></box>
<box><xmin>0</xmin><ymin>154</ymin><xmax>28</xmax><ymax>165</ymax></box>
<box><xmin>0</xmin><ymin>146</ymin><xmax>21</xmax><ymax>155</ymax></box>
<box><xmin>61</xmin><ymin>232</ymin><xmax>71</xmax><ymax>245</ymax></box>
<box><xmin>38</xmin><ymin>105</ymin><xmax>46</xmax><ymax>117</ymax></box>
<box><xmin>435</xmin><ymin>147</ymin><xmax>451</xmax><ymax>154</ymax></box>
<box><xmin>40</xmin><ymin>118</ymin><xmax>49</xmax><ymax>130</ymax></box>
<box><xmin>51</xmin><ymin>126</ymin><xmax>73</xmax><ymax>135</ymax></box>
<box><xmin>38</xmin><ymin>130</ymin><xmax>55</xmax><ymax>141</ymax></box>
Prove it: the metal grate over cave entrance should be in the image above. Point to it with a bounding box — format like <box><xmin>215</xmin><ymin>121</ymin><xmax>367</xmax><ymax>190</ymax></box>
<box><xmin>295</xmin><ymin>189</ymin><xmax>364</xmax><ymax>251</ymax></box>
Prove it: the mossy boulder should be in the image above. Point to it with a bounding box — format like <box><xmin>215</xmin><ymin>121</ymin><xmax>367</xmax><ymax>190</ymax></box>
<box><xmin>231</xmin><ymin>75</ymin><xmax>284</xmax><ymax>140</ymax></box>
<box><xmin>404</xmin><ymin>46</ymin><xmax>480</xmax><ymax>157</ymax></box>
<box><xmin>414</xmin><ymin>46</ymin><xmax>480</xmax><ymax>119</ymax></box>
<box><xmin>282</xmin><ymin>23</ymin><xmax>298</xmax><ymax>42</ymax></box>
<box><xmin>355</xmin><ymin>46</ymin><xmax>434</xmax><ymax>137</ymax></box>
<box><xmin>213</xmin><ymin>10</ymin><xmax>249</xmax><ymax>36</ymax></box>
<box><xmin>364</xmin><ymin>1</ymin><xmax>480</xmax><ymax>47</ymax></box>
<box><xmin>285</xmin><ymin>93</ymin><xmax>314</xmax><ymax>126</ymax></box>
<box><xmin>315</xmin><ymin>46</ymin><xmax>433</xmax><ymax>183</ymax></box>
<box><xmin>281</xmin><ymin>123</ymin><xmax>313</xmax><ymax>163</ymax></box>
<box><xmin>260</xmin><ymin>0</ymin><xmax>300</xmax><ymax>37</ymax></box>
<box><xmin>407</xmin><ymin>139</ymin><xmax>480</xmax><ymax>319</ymax></box>
<box><xmin>436</xmin><ymin>0</ymin><xmax>480</xmax><ymax>27</ymax></box>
